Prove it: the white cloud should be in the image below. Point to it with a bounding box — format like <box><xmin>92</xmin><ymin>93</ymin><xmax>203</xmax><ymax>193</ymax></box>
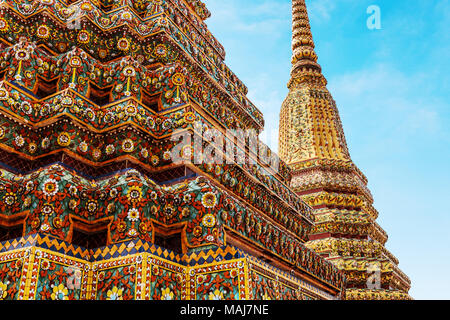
<box><xmin>328</xmin><ymin>63</ymin><xmax>444</xmax><ymax>136</ymax></box>
<box><xmin>405</xmin><ymin>109</ymin><xmax>439</xmax><ymax>134</ymax></box>
<box><xmin>247</xmin><ymin>73</ymin><xmax>286</xmax><ymax>151</ymax></box>
<box><xmin>307</xmin><ymin>0</ymin><xmax>337</xmax><ymax>22</ymax></box>
<box><xmin>205</xmin><ymin>0</ymin><xmax>290</xmax><ymax>36</ymax></box>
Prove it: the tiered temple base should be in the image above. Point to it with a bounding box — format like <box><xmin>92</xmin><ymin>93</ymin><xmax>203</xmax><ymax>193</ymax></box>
<box><xmin>0</xmin><ymin>233</ymin><xmax>338</xmax><ymax>300</ymax></box>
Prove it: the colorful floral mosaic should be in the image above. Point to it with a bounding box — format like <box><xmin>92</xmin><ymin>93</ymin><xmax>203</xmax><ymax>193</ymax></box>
<box><xmin>0</xmin><ymin>163</ymin><xmax>343</xmax><ymax>289</ymax></box>
<box><xmin>0</xmin><ymin>256</ymin><xmax>23</xmax><ymax>300</ymax></box>
<box><xmin>0</xmin><ymin>0</ymin><xmax>407</xmax><ymax>301</ymax></box>
<box><xmin>0</xmin><ymin>234</ymin><xmax>342</xmax><ymax>300</ymax></box>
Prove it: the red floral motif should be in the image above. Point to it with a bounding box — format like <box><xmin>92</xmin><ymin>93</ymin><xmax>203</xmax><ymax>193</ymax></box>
<box><xmin>96</xmin><ymin>265</ymin><xmax>136</xmax><ymax>300</ymax></box>
<box><xmin>36</xmin><ymin>260</ymin><xmax>81</xmax><ymax>300</ymax></box>
<box><xmin>0</xmin><ymin>259</ymin><xmax>22</xmax><ymax>300</ymax></box>
<box><xmin>196</xmin><ymin>270</ymin><xmax>239</xmax><ymax>300</ymax></box>
<box><xmin>150</xmin><ymin>266</ymin><xmax>183</xmax><ymax>300</ymax></box>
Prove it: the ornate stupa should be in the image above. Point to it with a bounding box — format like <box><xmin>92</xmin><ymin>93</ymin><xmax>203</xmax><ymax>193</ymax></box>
<box><xmin>0</xmin><ymin>0</ymin><xmax>350</xmax><ymax>300</ymax></box>
<box><xmin>279</xmin><ymin>0</ymin><xmax>411</xmax><ymax>299</ymax></box>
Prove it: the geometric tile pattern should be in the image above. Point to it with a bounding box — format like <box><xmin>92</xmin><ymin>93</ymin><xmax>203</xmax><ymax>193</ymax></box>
<box><xmin>0</xmin><ymin>234</ymin><xmax>338</xmax><ymax>300</ymax></box>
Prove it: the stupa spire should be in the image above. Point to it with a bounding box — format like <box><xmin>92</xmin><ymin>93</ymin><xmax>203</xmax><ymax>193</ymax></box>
<box><xmin>291</xmin><ymin>0</ymin><xmax>321</xmax><ymax>75</ymax></box>
<box><xmin>279</xmin><ymin>0</ymin><xmax>350</xmax><ymax>164</ymax></box>
<box><xmin>278</xmin><ymin>0</ymin><xmax>412</xmax><ymax>300</ymax></box>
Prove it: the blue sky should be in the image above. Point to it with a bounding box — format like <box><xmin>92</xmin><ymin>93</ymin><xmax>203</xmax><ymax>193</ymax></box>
<box><xmin>203</xmin><ymin>0</ymin><xmax>450</xmax><ymax>300</ymax></box>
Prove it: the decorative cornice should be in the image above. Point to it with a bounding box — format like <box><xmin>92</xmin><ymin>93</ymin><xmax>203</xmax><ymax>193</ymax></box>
<box><xmin>345</xmin><ymin>288</ymin><xmax>412</xmax><ymax>301</ymax></box>
<box><xmin>184</xmin><ymin>0</ymin><xmax>211</xmax><ymax>21</ymax></box>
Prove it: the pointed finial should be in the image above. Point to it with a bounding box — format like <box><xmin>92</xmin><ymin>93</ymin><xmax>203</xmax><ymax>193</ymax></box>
<box><xmin>291</xmin><ymin>0</ymin><xmax>321</xmax><ymax>75</ymax></box>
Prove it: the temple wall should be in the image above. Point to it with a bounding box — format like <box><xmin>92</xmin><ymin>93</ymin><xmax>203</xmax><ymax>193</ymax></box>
<box><xmin>0</xmin><ymin>234</ymin><xmax>338</xmax><ymax>300</ymax></box>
